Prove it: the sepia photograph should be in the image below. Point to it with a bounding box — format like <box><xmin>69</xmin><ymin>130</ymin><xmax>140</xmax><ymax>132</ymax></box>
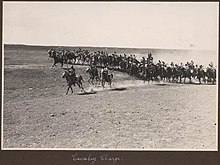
<box><xmin>2</xmin><ymin>2</ymin><xmax>218</xmax><ymax>151</ymax></box>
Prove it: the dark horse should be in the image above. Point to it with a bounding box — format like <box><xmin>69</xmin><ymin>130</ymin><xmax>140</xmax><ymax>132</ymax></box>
<box><xmin>206</xmin><ymin>68</ymin><xmax>216</xmax><ymax>84</ymax></box>
<box><xmin>180</xmin><ymin>67</ymin><xmax>196</xmax><ymax>84</ymax></box>
<box><xmin>197</xmin><ymin>66</ymin><xmax>206</xmax><ymax>84</ymax></box>
<box><xmin>143</xmin><ymin>67</ymin><xmax>154</xmax><ymax>84</ymax></box>
<box><xmin>101</xmin><ymin>71</ymin><xmax>113</xmax><ymax>88</ymax></box>
<box><xmin>48</xmin><ymin>49</ymin><xmax>64</xmax><ymax>68</ymax></box>
<box><xmin>85</xmin><ymin>67</ymin><xmax>101</xmax><ymax>85</ymax></box>
<box><xmin>62</xmin><ymin>71</ymin><xmax>85</xmax><ymax>95</ymax></box>
<box><xmin>64</xmin><ymin>51</ymin><xmax>78</xmax><ymax>64</ymax></box>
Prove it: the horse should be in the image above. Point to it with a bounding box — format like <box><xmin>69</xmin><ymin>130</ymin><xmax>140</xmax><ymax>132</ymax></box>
<box><xmin>180</xmin><ymin>67</ymin><xmax>196</xmax><ymax>84</ymax></box>
<box><xmin>143</xmin><ymin>67</ymin><xmax>155</xmax><ymax>84</ymax></box>
<box><xmin>101</xmin><ymin>71</ymin><xmax>113</xmax><ymax>88</ymax></box>
<box><xmin>129</xmin><ymin>64</ymin><xmax>139</xmax><ymax>76</ymax></box>
<box><xmin>64</xmin><ymin>51</ymin><xmax>78</xmax><ymax>64</ymax></box>
<box><xmin>62</xmin><ymin>70</ymin><xmax>85</xmax><ymax>95</ymax></box>
<box><xmin>85</xmin><ymin>67</ymin><xmax>101</xmax><ymax>85</ymax></box>
<box><xmin>48</xmin><ymin>49</ymin><xmax>64</xmax><ymax>68</ymax></box>
<box><xmin>171</xmin><ymin>66</ymin><xmax>183</xmax><ymax>83</ymax></box>
<box><xmin>164</xmin><ymin>66</ymin><xmax>173</xmax><ymax>82</ymax></box>
<box><xmin>206</xmin><ymin>68</ymin><xmax>216</xmax><ymax>84</ymax></box>
<box><xmin>196</xmin><ymin>66</ymin><xmax>206</xmax><ymax>84</ymax></box>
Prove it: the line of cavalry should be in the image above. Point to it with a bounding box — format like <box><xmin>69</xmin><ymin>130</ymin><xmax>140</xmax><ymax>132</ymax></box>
<box><xmin>48</xmin><ymin>48</ymin><xmax>217</xmax><ymax>94</ymax></box>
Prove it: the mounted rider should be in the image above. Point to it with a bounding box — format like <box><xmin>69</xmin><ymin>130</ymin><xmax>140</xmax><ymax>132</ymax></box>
<box><xmin>147</xmin><ymin>52</ymin><xmax>153</xmax><ymax>63</ymax></box>
<box><xmin>101</xmin><ymin>65</ymin><xmax>109</xmax><ymax>81</ymax></box>
<box><xmin>208</xmin><ymin>62</ymin><xmax>214</xmax><ymax>70</ymax></box>
<box><xmin>188</xmin><ymin>60</ymin><xmax>195</xmax><ymax>69</ymax></box>
<box><xmin>146</xmin><ymin>52</ymin><xmax>153</xmax><ymax>68</ymax></box>
<box><xmin>90</xmin><ymin>63</ymin><xmax>98</xmax><ymax>77</ymax></box>
<box><xmin>141</xmin><ymin>57</ymin><xmax>146</xmax><ymax>66</ymax></box>
<box><xmin>48</xmin><ymin>49</ymin><xmax>56</xmax><ymax>58</ymax></box>
<box><xmin>68</xmin><ymin>65</ymin><xmax>76</xmax><ymax>83</ymax></box>
<box><xmin>170</xmin><ymin>62</ymin><xmax>174</xmax><ymax>69</ymax></box>
<box><xmin>180</xmin><ymin>62</ymin><xmax>184</xmax><ymax>68</ymax></box>
<box><xmin>141</xmin><ymin>57</ymin><xmax>146</xmax><ymax>75</ymax></box>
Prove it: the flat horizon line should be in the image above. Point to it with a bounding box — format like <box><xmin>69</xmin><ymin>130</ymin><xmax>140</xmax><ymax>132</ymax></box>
<box><xmin>3</xmin><ymin>43</ymin><xmax>216</xmax><ymax>52</ymax></box>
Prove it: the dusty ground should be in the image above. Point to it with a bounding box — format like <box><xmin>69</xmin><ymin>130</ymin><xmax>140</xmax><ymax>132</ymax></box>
<box><xmin>3</xmin><ymin>46</ymin><xmax>217</xmax><ymax>150</ymax></box>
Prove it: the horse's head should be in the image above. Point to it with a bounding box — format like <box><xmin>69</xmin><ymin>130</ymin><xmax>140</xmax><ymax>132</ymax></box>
<box><xmin>48</xmin><ymin>49</ymin><xmax>52</xmax><ymax>57</ymax></box>
<box><xmin>85</xmin><ymin>68</ymin><xmax>90</xmax><ymax>73</ymax></box>
<box><xmin>48</xmin><ymin>49</ymin><xmax>56</xmax><ymax>58</ymax></box>
<box><xmin>62</xmin><ymin>71</ymin><xmax>68</xmax><ymax>78</ymax></box>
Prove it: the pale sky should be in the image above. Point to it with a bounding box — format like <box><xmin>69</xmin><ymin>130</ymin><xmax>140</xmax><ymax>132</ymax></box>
<box><xmin>3</xmin><ymin>2</ymin><xmax>219</xmax><ymax>50</ymax></box>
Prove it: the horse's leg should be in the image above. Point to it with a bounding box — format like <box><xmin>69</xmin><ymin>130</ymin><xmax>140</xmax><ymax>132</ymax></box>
<box><xmin>77</xmin><ymin>83</ymin><xmax>81</xmax><ymax>91</ymax></box>
<box><xmin>80</xmin><ymin>82</ymin><xmax>85</xmax><ymax>91</ymax></box>
<box><xmin>95</xmin><ymin>77</ymin><xmax>98</xmax><ymax>85</ymax></box>
<box><xmin>172</xmin><ymin>76</ymin><xmax>175</xmax><ymax>82</ymax></box>
<box><xmin>198</xmin><ymin>77</ymin><xmax>201</xmax><ymax>84</ymax></box>
<box><xmin>212</xmin><ymin>78</ymin><xmax>215</xmax><ymax>84</ymax></box>
<box><xmin>70</xmin><ymin>86</ymin><xmax>73</xmax><ymax>94</ymax></box>
<box><xmin>98</xmin><ymin>77</ymin><xmax>101</xmax><ymax>85</ymax></box>
<box><xmin>95</xmin><ymin>77</ymin><xmax>99</xmax><ymax>85</ymax></box>
<box><xmin>109</xmin><ymin>80</ymin><xmax>113</xmax><ymax>88</ymax></box>
<box><xmin>99</xmin><ymin>78</ymin><xmax>101</xmax><ymax>85</ymax></box>
<box><xmin>102</xmin><ymin>80</ymin><xmax>105</xmax><ymax>88</ymax></box>
<box><xmin>175</xmin><ymin>76</ymin><xmax>178</xmax><ymax>83</ymax></box>
<box><xmin>88</xmin><ymin>78</ymin><xmax>91</xmax><ymax>84</ymax></box>
<box><xmin>143</xmin><ymin>75</ymin><xmax>146</xmax><ymax>83</ymax></box>
<box><xmin>91</xmin><ymin>78</ymin><xmax>94</xmax><ymax>85</ymax></box>
<box><xmin>77</xmin><ymin>82</ymin><xmax>84</xmax><ymax>92</ymax></box>
<box><xmin>177</xmin><ymin>76</ymin><xmax>179</xmax><ymax>83</ymax></box>
<box><xmin>66</xmin><ymin>86</ymin><xmax>70</xmax><ymax>95</ymax></box>
<box><xmin>180</xmin><ymin>76</ymin><xmax>182</xmax><ymax>83</ymax></box>
<box><xmin>52</xmin><ymin>62</ymin><xmax>56</xmax><ymax>67</ymax></box>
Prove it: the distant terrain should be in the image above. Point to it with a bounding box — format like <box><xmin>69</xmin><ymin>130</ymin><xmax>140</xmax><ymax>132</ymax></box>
<box><xmin>4</xmin><ymin>44</ymin><xmax>217</xmax><ymax>66</ymax></box>
<box><xmin>4</xmin><ymin>44</ymin><xmax>193</xmax><ymax>53</ymax></box>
